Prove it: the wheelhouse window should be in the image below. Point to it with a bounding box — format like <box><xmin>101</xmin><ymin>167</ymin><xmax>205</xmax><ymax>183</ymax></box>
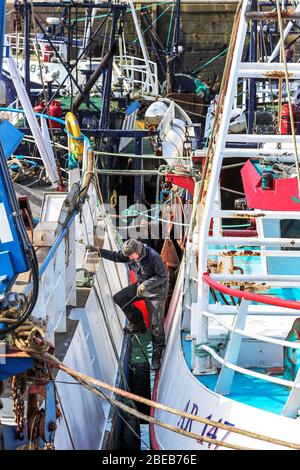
<box><xmin>280</xmin><ymin>220</ymin><xmax>300</xmax><ymax>250</ymax></box>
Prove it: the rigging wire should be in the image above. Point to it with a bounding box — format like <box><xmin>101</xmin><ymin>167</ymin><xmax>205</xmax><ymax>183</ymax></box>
<box><xmin>166</xmin><ymin>0</ymin><xmax>175</xmax><ymax>51</ymax></box>
<box><xmin>132</xmin><ymin>2</ymin><xmax>174</xmax><ymax>44</ymax></box>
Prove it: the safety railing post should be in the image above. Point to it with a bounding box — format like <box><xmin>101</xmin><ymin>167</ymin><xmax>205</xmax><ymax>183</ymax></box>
<box><xmin>215</xmin><ymin>298</ymin><xmax>250</xmax><ymax>395</ymax></box>
<box><xmin>282</xmin><ymin>363</ymin><xmax>300</xmax><ymax>417</ymax></box>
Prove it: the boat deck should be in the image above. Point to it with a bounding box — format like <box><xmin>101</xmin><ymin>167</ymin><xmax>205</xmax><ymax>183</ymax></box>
<box><xmin>182</xmin><ymin>332</ymin><xmax>289</xmax><ymax>415</ymax></box>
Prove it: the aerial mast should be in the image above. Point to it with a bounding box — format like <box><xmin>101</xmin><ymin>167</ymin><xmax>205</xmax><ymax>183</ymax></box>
<box><xmin>168</xmin><ymin>0</ymin><xmax>181</xmax><ymax>93</ymax></box>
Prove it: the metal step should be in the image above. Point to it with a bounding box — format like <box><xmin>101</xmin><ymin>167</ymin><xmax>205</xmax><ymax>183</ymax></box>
<box><xmin>206</xmin><ymin>236</ymin><xmax>300</xmax><ymax>247</ymax></box>
<box><xmin>213</xmin><ymin>210</ymin><xmax>300</xmax><ymax>220</ymax></box>
<box><xmin>222</xmin><ymin>149</ymin><xmax>298</xmax><ymax>160</ymax></box>
<box><xmin>226</xmin><ymin>134</ymin><xmax>300</xmax><ymax>144</ymax></box>
<box><xmin>246</xmin><ymin>10</ymin><xmax>300</xmax><ymax>20</ymax></box>
<box><xmin>239</xmin><ymin>62</ymin><xmax>300</xmax><ymax>79</ymax></box>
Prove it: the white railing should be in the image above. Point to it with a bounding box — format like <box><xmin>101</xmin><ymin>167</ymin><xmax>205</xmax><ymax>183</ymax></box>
<box><xmin>213</xmin><ymin>209</ymin><xmax>300</xmax><ymax>220</ymax></box>
<box><xmin>192</xmin><ymin>303</ymin><xmax>300</xmax><ymax>414</ymax></box>
<box><xmin>200</xmin><ymin>343</ymin><xmax>298</xmax><ymax>389</ymax></box>
<box><xmin>203</xmin><ymin>309</ymin><xmax>300</xmax><ymax>352</ymax></box>
<box><xmin>115</xmin><ymin>55</ymin><xmax>159</xmax><ymax>96</ymax></box>
<box><xmin>193</xmin><ymin>271</ymin><xmax>300</xmax><ymax>414</ymax></box>
<box><xmin>5</xmin><ymin>33</ymin><xmax>68</xmax><ymax>62</ymax></box>
<box><xmin>1</xmin><ymin>98</ymin><xmax>22</xmax><ymax>126</ymax></box>
<box><xmin>4</xmin><ymin>35</ymin><xmax>159</xmax><ymax>96</ymax></box>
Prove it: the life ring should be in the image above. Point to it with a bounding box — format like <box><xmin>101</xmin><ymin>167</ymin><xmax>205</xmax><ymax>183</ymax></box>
<box><xmin>65</xmin><ymin>112</ymin><xmax>84</xmax><ymax>161</ymax></box>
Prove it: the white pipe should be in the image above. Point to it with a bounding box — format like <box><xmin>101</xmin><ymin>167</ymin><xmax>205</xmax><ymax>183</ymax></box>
<box><xmin>207</xmin><ymin>249</ymin><xmax>300</xmax><ymax>257</ymax></box>
<box><xmin>226</xmin><ymin>133</ymin><xmax>300</xmax><ymax>143</ymax></box>
<box><xmin>208</xmin><ymin>304</ymin><xmax>300</xmax><ymax>315</ymax></box>
<box><xmin>239</xmin><ymin>62</ymin><xmax>300</xmax><ymax>78</ymax></box>
<box><xmin>206</xmin><ymin>236</ymin><xmax>300</xmax><ymax>246</ymax></box>
<box><xmin>201</xmin><ymin>345</ymin><xmax>298</xmax><ymax>389</ymax></box>
<box><xmin>222</xmin><ymin>149</ymin><xmax>300</xmax><ymax>160</ymax></box>
<box><xmin>202</xmin><ymin>309</ymin><xmax>300</xmax><ymax>351</ymax></box>
<box><xmin>7</xmin><ymin>54</ymin><xmax>59</xmax><ymax>185</ymax></box>
<box><xmin>128</xmin><ymin>0</ymin><xmax>157</xmax><ymax>94</ymax></box>
<box><xmin>193</xmin><ymin>277</ymin><xmax>300</xmax><ymax>287</ymax></box>
<box><xmin>210</xmin><ymin>273</ymin><xmax>300</xmax><ymax>282</ymax></box>
<box><xmin>213</xmin><ymin>210</ymin><xmax>300</xmax><ymax>219</ymax></box>
<box><xmin>80</xmin><ymin>0</ymin><xmax>101</xmax><ymax>55</ymax></box>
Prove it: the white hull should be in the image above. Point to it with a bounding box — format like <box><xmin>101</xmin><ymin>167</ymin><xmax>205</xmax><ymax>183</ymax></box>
<box><xmin>152</xmin><ymin>264</ymin><xmax>300</xmax><ymax>450</ymax></box>
<box><xmin>54</xmin><ymin>243</ymin><xmax>127</xmax><ymax>449</ymax></box>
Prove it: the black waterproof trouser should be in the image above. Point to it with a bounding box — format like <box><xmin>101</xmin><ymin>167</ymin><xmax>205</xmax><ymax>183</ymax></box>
<box><xmin>113</xmin><ymin>283</ymin><xmax>144</xmax><ymax>324</ymax></box>
<box><xmin>113</xmin><ymin>283</ymin><xmax>166</xmax><ymax>353</ymax></box>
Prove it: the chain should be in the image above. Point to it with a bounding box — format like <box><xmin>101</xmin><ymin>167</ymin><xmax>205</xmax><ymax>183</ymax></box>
<box><xmin>12</xmin><ymin>374</ymin><xmax>27</xmax><ymax>440</ymax></box>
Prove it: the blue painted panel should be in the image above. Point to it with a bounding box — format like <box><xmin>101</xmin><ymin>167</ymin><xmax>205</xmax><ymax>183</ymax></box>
<box><xmin>0</xmin><ymin>357</ymin><xmax>34</xmax><ymax>380</ymax></box>
<box><xmin>1</xmin><ymin>424</ymin><xmax>29</xmax><ymax>450</ymax></box>
<box><xmin>0</xmin><ymin>153</ymin><xmax>29</xmax><ymax>284</ymax></box>
<box><xmin>0</xmin><ymin>0</ymin><xmax>6</xmax><ymax>78</ymax></box>
<box><xmin>0</xmin><ymin>251</ymin><xmax>14</xmax><ymax>294</ymax></box>
<box><xmin>126</xmin><ymin>100</ymin><xmax>141</xmax><ymax>116</ymax></box>
<box><xmin>0</xmin><ymin>120</ymin><xmax>24</xmax><ymax>159</ymax></box>
<box><xmin>44</xmin><ymin>382</ymin><xmax>57</xmax><ymax>443</ymax></box>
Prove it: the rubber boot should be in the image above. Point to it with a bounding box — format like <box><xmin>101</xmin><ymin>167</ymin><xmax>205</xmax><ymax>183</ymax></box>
<box><xmin>151</xmin><ymin>349</ymin><xmax>163</xmax><ymax>371</ymax></box>
<box><xmin>124</xmin><ymin>320</ymin><xmax>147</xmax><ymax>335</ymax></box>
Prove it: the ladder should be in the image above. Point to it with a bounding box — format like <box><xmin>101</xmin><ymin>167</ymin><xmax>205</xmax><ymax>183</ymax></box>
<box><xmin>187</xmin><ymin>0</ymin><xmax>300</xmax><ymax>415</ymax></box>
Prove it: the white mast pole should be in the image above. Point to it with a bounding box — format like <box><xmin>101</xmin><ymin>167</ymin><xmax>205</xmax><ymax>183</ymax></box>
<box><xmin>128</xmin><ymin>0</ymin><xmax>157</xmax><ymax>94</ymax></box>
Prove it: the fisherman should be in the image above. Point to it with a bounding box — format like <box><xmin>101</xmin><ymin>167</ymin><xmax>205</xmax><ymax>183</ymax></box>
<box><xmin>88</xmin><ymin>239</ymin><xmax>169</xmax><ymax>371</ymax></box>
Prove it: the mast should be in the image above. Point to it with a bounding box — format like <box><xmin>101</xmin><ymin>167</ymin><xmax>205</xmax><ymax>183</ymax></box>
<box><xmin>248</xmin><ymin>0</ymin><xmax>257</xmax><ymax>133</ymax></box>
<box><xmin>0</xmin><ymin>0</ymin><xmax>6</xmax><ymax>77</ymax></box>
<box><xmin>168</xmin><ymin>0</ymin><xmax>181</xmax><ymax>93</ymax></box>
<box><xmin>23</xmin><ymin>0</ymin><xmax>31</xmax><ymax>98</ymax></box>
<box><xmin>128</xmin><ymin>0</ymin><xmax>156</xmax><ymax>93</ymax></box>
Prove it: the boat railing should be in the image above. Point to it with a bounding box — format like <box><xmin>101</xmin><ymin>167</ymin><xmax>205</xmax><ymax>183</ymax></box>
<box><xmin>203</xmin><ymin>271</ymin><xmax>300</xmax><ymax>313</ymax></box>
<box><xmin>1</xmin><ymin>98</ymin><xmax>22</xmax><ymax>126</ymax></box>
<box><xmin>115</xmin><ymin>55</ymin><xmax>159</xmax><ymax>96</ymax></box>
<box><xmin>198</xmin><ymin>271</ymin><xmax>300</xmax><ymax>414</ymax></box>
<box><xmin>5</xmin><ymin>33</ymin><xmax>68</xmax><ymax>62</ymax></box>
<box><xmin>4</xmin><ymin>34</ymin><xmax>159</xmax><ymax>95</ymax></box>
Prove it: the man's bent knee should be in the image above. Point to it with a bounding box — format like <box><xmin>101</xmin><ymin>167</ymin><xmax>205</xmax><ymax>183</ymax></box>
<box><xmin>113</xmin><ymin>291</ymin><xmax>122</xmax><ymax>305</ymax></box>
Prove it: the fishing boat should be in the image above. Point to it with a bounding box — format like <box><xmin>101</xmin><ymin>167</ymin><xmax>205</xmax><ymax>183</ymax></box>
<box><xmin>151</xmin><ymin>0</ymin><xmax>300</xmax><ymax>450</ymax></box>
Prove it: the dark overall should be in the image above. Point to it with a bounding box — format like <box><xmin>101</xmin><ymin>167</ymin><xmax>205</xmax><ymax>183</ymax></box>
<box><xmin>99</xmin><ymin>245</ymin><xmax>169</xmax><ymax>356</ymax></box>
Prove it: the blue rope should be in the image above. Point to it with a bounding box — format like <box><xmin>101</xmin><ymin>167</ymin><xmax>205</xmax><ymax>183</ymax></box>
<box><xmin>0</xmin><ymin>107</ymin><xmax>93</xmax><ymax>152</ymax></box>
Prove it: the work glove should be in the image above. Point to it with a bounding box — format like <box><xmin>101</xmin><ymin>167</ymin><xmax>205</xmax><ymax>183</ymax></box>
<box><xmin>137</xmin><ymin>283</ymin><xmax>146</xmax><ymax>297</ymax></box>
